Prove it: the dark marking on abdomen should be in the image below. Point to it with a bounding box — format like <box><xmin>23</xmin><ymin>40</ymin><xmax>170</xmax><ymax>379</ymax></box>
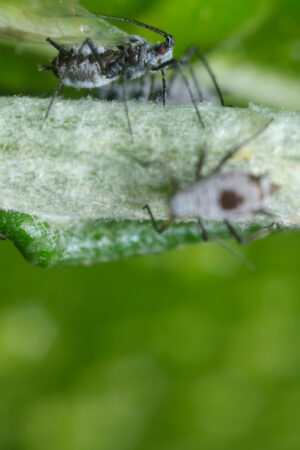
<box><xmin>219</xmin><ymin>190</ymin><xmax>244</xmax><ymax>210</ymax></box>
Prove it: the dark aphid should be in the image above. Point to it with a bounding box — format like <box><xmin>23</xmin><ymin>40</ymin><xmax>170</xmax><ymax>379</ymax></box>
<box><xmin>41</xmin><ymin>12</ymin><xmax>224</xmax><ymax>136</ymax></box>
<box><xmin>42</xmin><ymin>16</ymin><xmax>203</xmax><ymax>135</ymax></box>
<box><xmin>141</xmin><ymin>120</ymin><xmax>278</xmax><ymax>244</ymax></box>
<box><xmin>0</xmin><ymin>1</ymin><xmax>224</xmax><ymax>137</ymax></box>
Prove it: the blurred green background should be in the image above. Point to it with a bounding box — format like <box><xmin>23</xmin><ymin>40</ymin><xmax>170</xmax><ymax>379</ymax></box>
<box><xmin>0</xmin><ymin>0</ymin><xmax>300</xmax><ymax>449</ymax></box>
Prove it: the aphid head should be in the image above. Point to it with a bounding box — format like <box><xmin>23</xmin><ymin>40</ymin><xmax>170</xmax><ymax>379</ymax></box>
<box><xmin>147</xmin><ymin>40</ymin><xmax>174</xmax><ymax>68</ymax></box>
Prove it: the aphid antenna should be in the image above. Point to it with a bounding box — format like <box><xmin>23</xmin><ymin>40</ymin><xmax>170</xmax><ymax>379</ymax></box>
<box><xmin>210</xmin><ymin>118</ymin><xmax>274</xmax><ymax>175</ymax></box>
<box><xmin>63</xmin><ymin>14</ymin><xmax>175</xmax><ymax>46</ymax></box>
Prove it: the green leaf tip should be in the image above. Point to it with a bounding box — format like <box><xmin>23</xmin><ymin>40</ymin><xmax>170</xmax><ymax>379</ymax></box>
<box><xmin>0</xmin><ymin>97</ymin><xmax>299</xmax><ymax>267</ymax></box>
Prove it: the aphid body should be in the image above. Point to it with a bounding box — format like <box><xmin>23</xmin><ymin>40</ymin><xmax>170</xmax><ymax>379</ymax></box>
<box><xmin>51</xmin><ymin>34</ymin><xmax>174</xmax><ymax>89</ymax></box>
<box><xmin>0</xmin><ymin>1</ymin><xmax>177</xmax><ymax>120</ymax></box>
<box><xmin>142</xmin><ymin>121</ymin><xmax>277</xmax><ymax>244</ymax></box>
<box><xmin>42</xmin><ymin>7</ymin><xmax>213</xmax><ymax>134</ymax></box>
<box><xmin>170</xmin><ymin>172</ymin><xmax>275</xmax><ymax>221</ymax></box>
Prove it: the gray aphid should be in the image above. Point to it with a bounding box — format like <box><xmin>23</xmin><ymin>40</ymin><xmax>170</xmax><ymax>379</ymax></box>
<box><xmin>142</xmin><ymin>120</ymin><xmax>277</xmax><ymax>244</ymax></box>
<box><xmin>170</xmin><ymin>172</ymin><xmax>275</xmax><ymax>221</ymax></box>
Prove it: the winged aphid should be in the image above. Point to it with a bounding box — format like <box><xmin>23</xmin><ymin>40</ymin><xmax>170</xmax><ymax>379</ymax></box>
<box><xmin>0</xmin><ymin>0</ymin><xmax>225</xmax><ymax>140</ymax></box>
<box><xmin>0</xmin><ymin>0</ymin><xmax>225</xmax><ymax>138</ymax></box>
<box><xmin>43</xmin><ymin>14</ymin><xmax>213</xmax><ymax>134</ymax></box>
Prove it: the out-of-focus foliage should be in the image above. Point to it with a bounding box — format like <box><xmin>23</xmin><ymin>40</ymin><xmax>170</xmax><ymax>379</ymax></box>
<box><xmin>0</xmin><ymin>1</ymin><xmax>299</xmax><ymax>449</ymax></box>
<box><xmin>1</xmin><ymin>233</ymin><xmax>300</xmax><ymax>450</ymax></box>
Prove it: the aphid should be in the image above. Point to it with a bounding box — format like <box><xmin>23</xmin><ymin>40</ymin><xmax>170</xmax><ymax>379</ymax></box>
<box><xmin>0</xmin><ymin>0</ymin><xmax>224</xmax><ymax>138</ymax></box>
<box><xmin>141</xmin><ymin>120</ymin><xmax>277</xmax><ymax>244</ymax></box>
<box><xmin>43</xmin><ymin>12</ymin><xmax>224</xmax><ymax>135</ymax></box>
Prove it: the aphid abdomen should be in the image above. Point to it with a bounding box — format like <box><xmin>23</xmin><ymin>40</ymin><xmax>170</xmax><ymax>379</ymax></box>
<box><xmin>169</xmin><ymin>184</ymin><xmax>205</xmax><ymax>218</ymax></box>
<box><xmin>170</xmin><ymin>172</ymin><xmax>274</xmax><ymax>221</ymax></box>
<box><xmin>57</xmin><ymin>45</ymin><xmax>121</xmax><ymax>88</ymax></box>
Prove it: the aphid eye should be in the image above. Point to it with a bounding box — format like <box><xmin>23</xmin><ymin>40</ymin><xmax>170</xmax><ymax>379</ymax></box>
<box><xmin>155</xmin><ymin>44</ymin><xmax>166</xmax><ymax>55</ymax></box>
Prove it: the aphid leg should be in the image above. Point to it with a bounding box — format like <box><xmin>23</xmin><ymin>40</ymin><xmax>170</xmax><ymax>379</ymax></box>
<box><xmin>183</xmin><ymin>61</ymin><xmax>204</xmax><ymax>102</ymax></box>
<box><xmin>256</xmin><ymin>208</ymin><xmax>276</xmax><ymax>218</ymax></box>
<box><xmin>195</xmin><ymin>145</ymin><xmax>207</xmax><ymax>180</ymax></box>
<box><xmin>198</xmin><ymin>217</ymin><xmax>208</xmax><ymax>241</ymax></box>
<box><xmin>172</xmin><ymin>60</ymin><xmax>204</xmax><ymax>126</ymax></box>
<box><xmin>210</xmin><ymin>119</ymin><xmax>274</xmax><ymax>175</ymax></box>
<box><xmin>122</xmin><ymin>69</ymin><xmax>133</xmax><ymax>142</ymax></box>
<box><xmin>161</xmin><ymin>69</ymin><xmax>167</xmax><ymax>106</ymax></box>
<box><xmin>143</xmin><ymin>204</ymin><xmax>173</xmax><ymax>233</ymax></box>
<box><xmin>148</xmin><ymin>74</ymin><xmax>156</xmax><ymax>101</ymax></box>
<box><xmin>44</xmin><ymin>79</ymin><xmax>64</xmax><ymax>123</ymax></box>
<box><xmin>224</xmin><ymin>221</ymin><xmax>277</xmax><ymax>244</ymax></box>
<box><xmin>173</xmin><ymin>60</ymin><xmax>204</xmax><ymax>127</ymax></box>
<box><xmin>84</xmin><ymin>38</ymin><xmax>106</xmax><ymax>73</ymax></box>
<box><xmin>163</xmin><ymin>62</ymin><xmax>204</xmax><ymax>103</ymax></box>
<box><xmin>139</xmin><ymin>75</ymin><xmax>146</xmax><ymax>100</ymax></box>
<box><xmin>181</xmin><ymin>46</ymin><xmax>224</xmax><ymax>106</ymax></box>
<box><xmin>168</xmin><ymin>66</ymin><xmax>180</xmax><ymax>91</ymax></box>
<box><xmin>155</xmin><ymin>58</ymin><xmax>205</xmax><ymax>128</ymax></box>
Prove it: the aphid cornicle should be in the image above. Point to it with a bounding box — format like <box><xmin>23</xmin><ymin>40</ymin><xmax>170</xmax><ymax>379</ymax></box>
<box><xmin>141</xmin><ymin>120</ymin><xmax>278</xmax><ymax>244</ymax></box>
